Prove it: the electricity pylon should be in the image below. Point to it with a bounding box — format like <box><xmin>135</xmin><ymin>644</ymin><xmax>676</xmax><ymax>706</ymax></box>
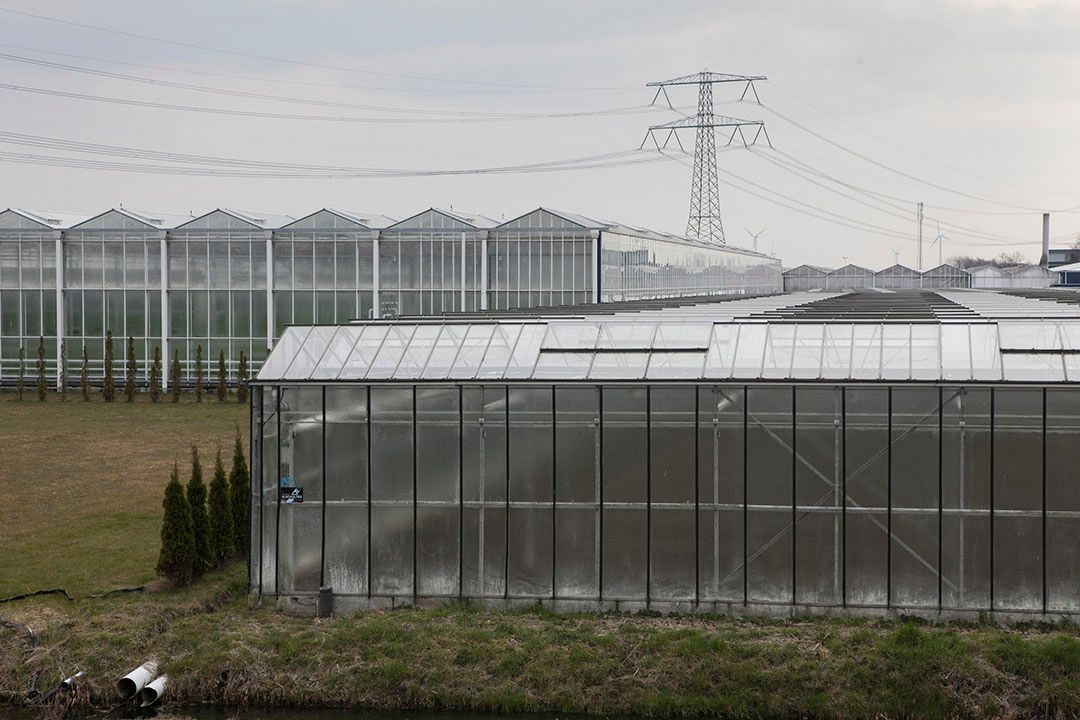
<box><xmin>642</xmin><ymin>70</ymin><xmax>768</xmax><ymax>245</ymax></box>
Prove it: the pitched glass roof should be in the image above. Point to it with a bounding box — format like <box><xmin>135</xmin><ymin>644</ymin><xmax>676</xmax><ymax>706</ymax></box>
<box><xmin>257</xmin><ymin>290</ymin><xmax>1080</xmax><ymax>384</ymax></box>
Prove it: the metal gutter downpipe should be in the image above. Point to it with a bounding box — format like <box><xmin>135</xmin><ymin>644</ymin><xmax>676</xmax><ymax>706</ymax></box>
<box><xmin>116</xmin><ymin>661</ymin><xmax>158</xmax><ymax>700</ymax></box>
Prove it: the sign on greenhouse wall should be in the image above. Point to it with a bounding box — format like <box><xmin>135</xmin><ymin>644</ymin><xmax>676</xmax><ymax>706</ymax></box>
<box><xmin>280</xmin><ymin>487</ymin><xmax>304</xmax><ymax>504</ymax></box>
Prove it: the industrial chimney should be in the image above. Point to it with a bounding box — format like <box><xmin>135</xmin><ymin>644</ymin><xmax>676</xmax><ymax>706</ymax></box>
<box><xmin>1041</xmin><ymin>213</ymin><xmax>1050</xmax><ymax>269</ymax></box>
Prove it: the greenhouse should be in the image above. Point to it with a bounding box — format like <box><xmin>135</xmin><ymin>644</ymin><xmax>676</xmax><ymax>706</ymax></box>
<box><xmin>0</xmin><ymin>206</ymin><xmax>780</xmax><ymax>384</ymax></box>
<box><xmin>250</xmin><ymin>289</ymin><xmax>1080</xmax><ymax>619</ymax></box>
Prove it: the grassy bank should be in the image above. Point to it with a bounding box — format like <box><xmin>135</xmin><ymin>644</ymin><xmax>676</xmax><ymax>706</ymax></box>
<box><xmin>2</xmin><ymin>568</ymin><xmax>1080</xmax><ymax>719</ymax></box>
<box><xmin>0</xmin><ymin>393</ymin><xmax>246</xmax><ymax>596</ymax></box>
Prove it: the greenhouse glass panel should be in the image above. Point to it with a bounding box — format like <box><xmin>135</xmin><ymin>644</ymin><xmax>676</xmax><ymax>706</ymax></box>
<box><xmin>649</xmin><ymin>387</ymin><xmax>696</xmax><ymax>601</ymax></box>
<box><xmin>554</xmin><ymin>387</ymin><xmax>599</xmax><ymax>599</ymax></box>
<box><xmin>746</xmin><ymin>386</ymin><xmax>793</xmax><ymax>603</ymax></box>
<box><xmin>844</xmin><ymin>387</ymin><xmax>888</xmax><ymax>606</ymax></box>
<box><xmin>696</xmin><ymin>386</ymin><xmax>745</xmax><ymax>602</ymax></box>
<box><xmin>1046</xmin><ymin>388</ymin><xmax>1080</xmax><ymax>612</ymax></box>
<box><xmin>794</xmin><ymin>386</ymin><xmax>842</xmax><ymax>606</ymax></box>
<box><xmin>602</xmin><ymin>387</ymin><xmax>647</xmax><ymax>599</ymax></box>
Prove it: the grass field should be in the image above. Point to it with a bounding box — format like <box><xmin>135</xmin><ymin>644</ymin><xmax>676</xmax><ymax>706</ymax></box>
<box><xmin>0</xmin><ymin>392</ymin><xmax>246</xmax><ymax>597</ymax></box>
<box><xmin>4</xmin><ymin>395</ymin><xmax>1080</xmax><ymax>719</ymax></box>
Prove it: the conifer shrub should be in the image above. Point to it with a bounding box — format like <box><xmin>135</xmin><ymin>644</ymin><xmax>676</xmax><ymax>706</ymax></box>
<box><xmin>229</xmin><ymin>429</ymin><xmax>249</xmax><ymax>557</ymax></box>
<box><xmin>149</xmin><ymin>346</ymin><xmax>162</xmax><ymax>402</ymax></box>
<box><xmin>208</xmin><ymin>447</ymin><xmax>234</xmax><ymax>567</ymax></box>
<box><xmin>194</xmin><ymin>344</ymin><xmax>204</xmax><ymax>403</ymax></box>
<box><xmin>59</xmin><ymin>339</ymin><xmax>68</xmax><ymax>402</ymax></box>
<box><xmin>170</xmin><ymin>349</ymin><xmax>181</xmax><ymax>403</ymax></box>
<box><xmin>125</xmin><ymin>336</ymin><xmax>136</xmax><ymax>402</ymax></box>
<box><xmin>237</xmin><ymin>350</ymin><xmax>249</xmax><ymax>404</ymax></box>
<box><xmin>36</xmin><ymin>336</ymin><xmax>46</xmax><ymax>401</ymax></box>
<box><xmin>216</xmin><ymin>349</ymin><xmax>227</xmax><ymax>402</ymax></box>
<box><xmin>156</xmin><ymin>461</ymin><xmax>196</xmax><ymax>585</ymax></box>
<box><xmin>16</xmin><ymin>345</ymin><xmax>25</xmax><ymax>400</ymax></box>
<box><xmin>103</xmin><ymin>331</ymin><xmax>115</xmax><ymax>402</ymax></box>
<box><xmin>186</xmin><ymin>446</ymin><xmax>212</xmax><ymax>575</ymax></box>
<box><xmin>80</xmin><ymin>345</ymin><xmax>90</xmax><ymax>401</ymax></box>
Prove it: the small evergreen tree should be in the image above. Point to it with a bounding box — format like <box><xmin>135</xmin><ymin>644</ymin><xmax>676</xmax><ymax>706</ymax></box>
<box><xmin>208</xmin><ymin>447</ymin><xmax>234</xmax><ymax>567</ymax></box>
<box><xmin>170</xmin><ymin>349</ymin><xmax>181</xmax><ymax>403</ymax></box>
<box><xmin>16</xmin><ymin>345</ymin><xmax>25</xmax><ymax>400</ymax></box>
<box><xmin>228</xmin><ymin>429</ymin><xmax>249</xmax><ymax>557</ymax></box>
<box><xmin>216</xmin><ymin>349</ymin><xmax>227</xmax><ymax>402</ymax></box>
<box><xmin>194</xmin><ymin>344</ymin><xmax>204</xmax><ymax>403</ymax></box>
<box><xmin>59</xmin><ymin>339</ymin><xmax>68</xmax><ymax>402</ymax></box>
<box><xmin>156</xmin><ymin>461</ymin><xmax>196</xmax><ymax>585</ymax></box>
<box><xmin>103</xmin><ymin>331</ymin><xmax>115</xmax><ymax>402</ymax></box>
<box><xmin>149</xmin><ymin>346</ymin><xmax>161</xmax><ymax>402</ymax></box>
<box><xmin>80</xmin><ymin>345</ymin><xmax>90</xmax><ymax>401</ymax></box>
<box><xmin>236</xmin><ymin>351</ymin><xmax>249</xmax><ymax>404</ymax></box>
<box><xmin>125</xmin><ymin>336</ymin><xmax>136</xmax><ymax>402</ymax></box>
<box><xmin>36</xmin><ymin>336</ymin><xmax>46</xmax><ymax>402</ymax></box>
<box><xmin>187</xmin><ymin>446</ymin><xmax>212</xmax><ymax>575</ymax></box>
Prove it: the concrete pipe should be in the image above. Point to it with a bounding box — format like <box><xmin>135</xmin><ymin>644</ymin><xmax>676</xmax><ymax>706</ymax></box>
<box><xmin>138</xmin><ymin>675</ymin><xmax>167</xmax><ymax>707</ymax></box>
<box><xmin>116</xmin><ymin>661</ymin><xmax>158</xmax><ymax>700</ymax></box>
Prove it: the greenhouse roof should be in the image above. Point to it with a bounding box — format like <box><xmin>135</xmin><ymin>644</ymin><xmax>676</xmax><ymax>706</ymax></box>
<box><xmin>257</xmin><ymin>290</ymin><xmax>1080</xmax><ymax>384</ymax></box>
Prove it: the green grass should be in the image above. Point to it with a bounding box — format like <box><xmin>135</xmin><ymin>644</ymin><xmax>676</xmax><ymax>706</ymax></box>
<box><xmin>4</xmin><ymin>395</ymin><xmax>1080</xmax><ymax>718</ymax></box>
<box><xmin>0</xmin><ymin>391</ymin><xmax>246</xmax><ymax>597</ymax></box>
<box><xmin>3</xmin><ymin>568</ymin><xmax>1080</xmax><ymax>718</ymax></box>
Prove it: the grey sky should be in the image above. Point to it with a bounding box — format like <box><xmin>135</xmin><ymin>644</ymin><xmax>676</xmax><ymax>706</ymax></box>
<box><xmin>0</xmin><ymin>0</ymin><xmax>1077</xmax><ymax>268</ymax></box>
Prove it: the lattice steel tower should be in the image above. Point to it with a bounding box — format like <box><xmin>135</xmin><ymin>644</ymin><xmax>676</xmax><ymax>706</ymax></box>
<box><xmin>643</xmin><ymin>70</ymin><xmax>768</xmax><ymax>245</ymax></box>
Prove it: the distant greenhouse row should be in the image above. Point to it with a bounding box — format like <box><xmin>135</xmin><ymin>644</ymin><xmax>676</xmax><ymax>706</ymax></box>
<box><xmin>0</xmin><ymin>206</ymin><xmax>781</xmax><ymax>385</ymax></box>
<box><xmin>783</xmin><ymin>263</ymin><xmax>1057</xmax><ymax>292</ymax></box>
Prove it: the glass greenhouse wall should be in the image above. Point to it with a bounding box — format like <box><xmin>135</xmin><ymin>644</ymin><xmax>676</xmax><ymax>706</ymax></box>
<box><xmin>0</xmin><ymin>206</ymin><xmax>780</xmax><ymax>383</ymax></box>
<box><xmin>250</xmin><ymin>291</ymin><xmax>1080</xmax><ymax>618</ymax></box>
<box><xmin>250</xmin><ymin>381</ymin><xmax>1080</xmax><ymax>616</ymax></box>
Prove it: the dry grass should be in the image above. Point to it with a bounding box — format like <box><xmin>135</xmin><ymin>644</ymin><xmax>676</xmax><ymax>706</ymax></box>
<box><xmin>0</xmin><ymin>392</ymin><xmax>246</xmax><ymax>597</ymax></box>
<box><xmin>2</xmin><ymin>568</ymin><xmax>1080</xmax><ymax>719</ymax></box>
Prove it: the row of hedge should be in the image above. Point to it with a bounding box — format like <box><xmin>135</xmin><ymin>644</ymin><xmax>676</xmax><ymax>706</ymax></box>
<box><xmin>9</xmin><ymin>331</ymin><xmax>250</xmax><ymax>403</ymax></box>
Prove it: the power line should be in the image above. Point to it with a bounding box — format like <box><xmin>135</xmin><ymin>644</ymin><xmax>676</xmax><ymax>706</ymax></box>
<box><xmin>759</xmin><ymin>103</ymin><xmax>1080</xmax><ymax>212</ymax></box>
<box><xmin>0</xmin><ymin>51</ymin><xmax>670</xmax><ymax>119</ymax></box>
<box><xmin>0</xmin><ymin>6</ymin><xmax>636</xmax><ymax>92</ymax></box>
<box><xmin>754</xmin><ymin>147</ymin><xmax>1037</xmax><ymax>245</ymax></box>
<box><xmin>0</xmin><ymin>81</ymin><xmax>661</xmax><ymax>124</ymax></box>
<box><xmin>764</xmin><ymin>79</ymin><xmax>1077</xmax><ymax>197</ymax></box>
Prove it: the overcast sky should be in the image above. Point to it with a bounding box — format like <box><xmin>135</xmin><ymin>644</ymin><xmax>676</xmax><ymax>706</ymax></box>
<box><xmin>0</xmin><ymin>0</ymin><xmax>1078</xmax><ymax>268</ymax></box>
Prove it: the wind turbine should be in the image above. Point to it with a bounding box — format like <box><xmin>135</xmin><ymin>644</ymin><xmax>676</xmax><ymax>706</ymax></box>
<box><xmin>745</xmin><ymin>227</ymin><xmax>767</xmax><ymax>253</ymax></box>
<box><xmin>928</xmin><ymin>222</ymin><xmax>949</xmax><ymax>267</ymax></box>
<box><xmin>890</xmin><ymin>246</ymin><xmax>902</xmax><ymax>265</ymax></box>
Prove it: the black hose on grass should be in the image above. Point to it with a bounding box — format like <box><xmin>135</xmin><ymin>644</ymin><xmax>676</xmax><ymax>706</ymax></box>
<box><xmin>0</xmin><ymin>588</ymin><xmax>74</xmax><ymax>603</ymax></box>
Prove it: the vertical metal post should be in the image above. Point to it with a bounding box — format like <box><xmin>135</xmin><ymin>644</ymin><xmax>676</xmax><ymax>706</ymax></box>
<box><xmin>265</xmin><ymin>230</ymin><xmax>273</xmax><ymax>354</ymax></box>
<box><xmin>256</xmin><ymin>388</ymin><xmax>263</xmax><ymax>597</ymax></box>
<box><xmin>694</xmin><ymin>386</ymin><xmax>700</xmax><ymax>607</ymax></box>
<box><xmin>742</xmin><ymin>384</ymin><xmax>749</xmax><ymax>605</ymax></box>
<box><xmin>938</xmin><ymin>386</ymin><xmax>944</xmax><ymax>612</ymax></box>
<box><xmin>989</xmin><ymin>387</ymin><xmax>995</xmax><ymax>611</ymax></box>
<box><xmin>480</xmin><ymin>232</ymin><xmax>489</xmax><ymax>311</ymax></box>
<box><xmin>159</xmin><ymin>230</ymin><xmax>169</xmax><ymax>391</ymax></box>
<box><xmin>458</xmin><ymin>385</ymin><xmax>464</xmax><ymax>598</ymax></box>
<box><xmin>645</xmin><ymin>384</ymin><xmax>652</xmax><ymax>607</ymax></box>
<box><xmin>591</xmin><ymin>230</ymin><xmax>600</xmax><ymax>304</ymax></box>
<box><xmin>319</xmin><ymin>386</ymin><xmax>326</xmax><ymax>590</ymax></box>
<box><xmin>366</xmin><ymin>385</ymin><xmax>372</xmax><ymax>599</ymax></box>
<box><xmin>598</xmin><ymin>385</ymin><xmax>604</xmax><ymax>601</ymax></box>
<box><xmin>841</xmin><ymin>388</ymin><xmax>847</xmax><ymax>608</ymax></box>
<box><xmin>887</xmin><ymin>386</ymin><xmax>893</xmax><ymax>608</ymax></box>
<box><xmin>1042</xmin><ymin>386</ymin><xmax>1047</xmax><ymax>614</ymax></box>
<box><xmin>371</xmin><ymin>230</ymin><xmax>380</xmax><ymax>319</ymax></box>
<box><xmin>504</xmin><ymin>384</ymin><xmax>510</xmax><ymax>598</ymax></box>
<box><xmin>791</xmin><ymin>385</ymin><xmax>797</xmax><ymax>605</ymax></box>
<box><xmin>460</xmin><ymin>231</ymin><xmax>467</xmax><ymax>311</ymax></box>
<box><xmin>54</xmin><ymin>230</ymin><xmax>63</xmax><ymax>389</ymax></box>
<box><xmin>551</xmin><ymin>385</ymin><xmax>557</xmax><ymax>600</ymax></box>
<box><xmin>274</xmin><ymin>386</ymin><xmax>281</xmax><ymax>596</ymax></box>
<box><xmin>412</xmin><ymin>385</ymin><xmax>418</xmax><ymax>601</ymax></box>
